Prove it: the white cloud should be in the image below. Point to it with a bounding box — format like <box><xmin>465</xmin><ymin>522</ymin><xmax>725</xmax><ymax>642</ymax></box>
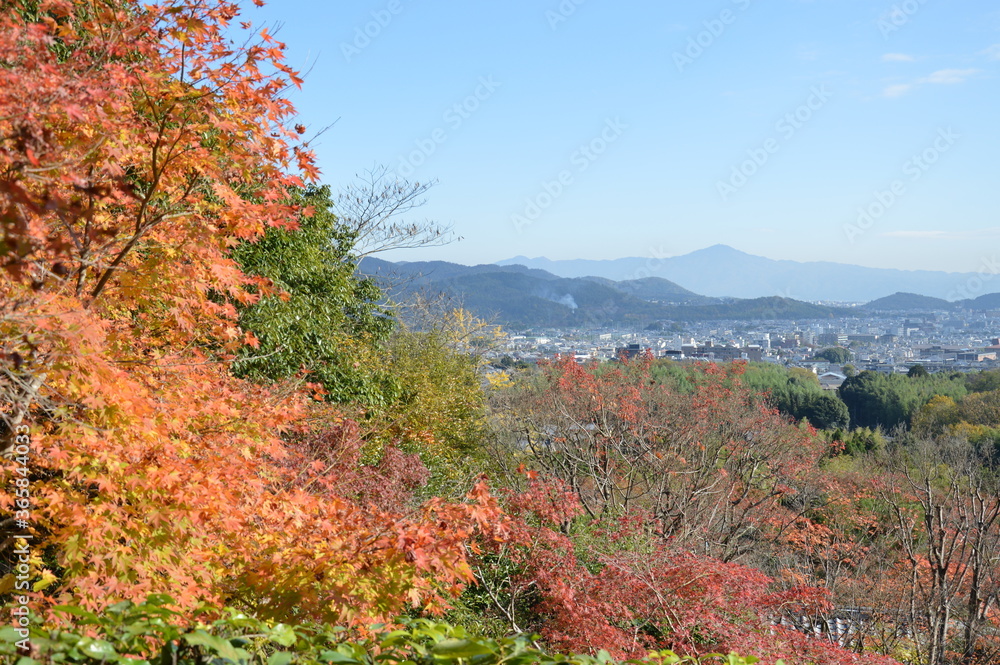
<box><xmin>919</xmin><ymin>68</ymin><xmax>980</xmax><ymax>84</ymax></box>
<box><xmin>983</xmin><ymin>44</ymin><xmax>1000</xmax><ymax>60</ymax></box>
<box><xmin>883</xmin><ymin>68</ymin><xmax>980</xmax><ymax>98</ymax></box>
<box><xmin>882</xmin><ymin>53</ymin><xmax>915</xmax><ymax>62</ymax></box>
<box><xmin>882</xmin><ymin>83</ymin><xmax>913</xmax><ymax>98</ymax></box>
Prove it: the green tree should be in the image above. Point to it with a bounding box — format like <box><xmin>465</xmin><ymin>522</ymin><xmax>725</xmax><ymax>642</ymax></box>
<box><xmin>814</xmin><ymin>347</ymin><xmax>851</xmax><ymax>364</ymax></box>
<box><xmin>373</xmin><ymin>308</ymin><xmax>504</xmax><ymax>496</ymax></box>
<box><xmin>734</xmin><ymin>363</ymin><xmax>849</xmax><ymax>429</ymax></box>
<box><xmin>838</xmin><ymin>371</ymin><xmax>903</xmax><ymax>431</ymax></box>
<box><xmin>908</xmin><ymin>363</ymin><xmax>929</xmax><ymax>378</ymax></box>
<box><xmin>232</xmin><ymin>185</ymin><xmax>401</xmax><ymax>405</ymax></box>
<box><xmin>838</xmin><ymin>370</ymin><xmax>967</xmax><ymax>431</ymax></box>
<box><xmin>839</xmin><ymin>426</ymin><xmax>886</xmax><ymax>455</ymax></box>
<box><xmin>957</xmin><ymin>389</ymin><xmax>1000</xmax><ymax>428</ymax></box>
<box><xmin>799</xmin><ymin>392</ymin><xmax>850</xmax><ymax>429</ymax></box>
<box><xmin>911</xmin><ymin>395</ymin><xmax>961</xmax><ymax>437</ymax></box>
<box><xmin>967</xmin><ymin>369</ymin><xmax>1000</xmax><ymax>393</ymax></box>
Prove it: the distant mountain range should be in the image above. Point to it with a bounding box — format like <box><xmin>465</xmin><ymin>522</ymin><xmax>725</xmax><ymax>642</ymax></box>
<box><xmin>359</xmin><ymin>257</ymin><xmax>853</xmax><ymax>328</ymax></box>
<box><xmin>358</xmin><ymin>251</ymin><xmax>1000</xmax><ymax>329</ymax></box>
<box><xmin>497</xmin><ymin>245</ymin><xmax>998</xmax><ymax>302</ymax></box>
<box><xmin>861</xmin><ymin>291</ymin><xmax>1000</xmax><ymax>312</ymax></box>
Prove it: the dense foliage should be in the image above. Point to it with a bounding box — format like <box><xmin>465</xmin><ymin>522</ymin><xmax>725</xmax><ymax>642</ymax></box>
<box><xmin>813</xmin><ymin>348</ymin><xmax>851</xmax><ymax>365</ymax></box>
<box><xmin>476</xmin><ymin>357</ymin><xmax>901</xmax><ymax>664</ymax></box>
<box><xmin>4</xmin><ymin>4</ymin><xmax>1000</xmax><ymax>665</ymax></box>
<box><xmin>231</xmin><ymin>185</ymin><xmax>399</xmax><ymax>406</ymax></box>
<box><xmin>0</xmin><ymin>596</ymin><xmax>764</xmax><ymax>665</ymax></box>
<box><xmin>0</xmin><ymin>0</ymin><xmax>499</xmax><ymax>628</ymax></box>
<box><xmin>838</xmin><ymin>370</ymin><xmax>967</xmax><ymax>431</ymax></box>
<box><xmin>652</xmin><ymin>361</ymin><xmax>849</xmax><ymax>430</ymax></box>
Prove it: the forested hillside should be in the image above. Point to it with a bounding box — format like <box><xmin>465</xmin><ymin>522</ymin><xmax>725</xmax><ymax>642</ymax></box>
<box><xmin>2</xmin><ymin>4</ymin><xmax>1000</xmax><ymax>665</ymax></box>
<box><xmin>359</xmin><ymin>258</ymin><xmax>851</xmax><ymax>326</ymax></box>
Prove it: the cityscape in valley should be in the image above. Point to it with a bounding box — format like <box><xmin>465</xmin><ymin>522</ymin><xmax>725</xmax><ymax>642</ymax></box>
<box><xmin>500</xmin><ymin>315</ymin><xmax>1000</xmax><ymax>376</ymax></box>
<box><xmin>362</xmin><ymin>245</ymin><xmax>1000</xmax><ymax>376</ymax></box>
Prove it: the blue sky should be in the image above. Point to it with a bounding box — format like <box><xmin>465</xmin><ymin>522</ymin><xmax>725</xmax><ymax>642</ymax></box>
<box><xmin>241</xmin><ymin>0</ymin><xmax>999</xmax><ymax>274</ymax></box>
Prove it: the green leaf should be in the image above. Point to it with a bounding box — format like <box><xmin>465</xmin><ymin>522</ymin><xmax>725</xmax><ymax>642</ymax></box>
<box><xmin>159</xmin><ymin>643</ymin><xmax>175</xmax><ymax>665</ymax></box>
<box><xmin>78</xmin><ymin>637</ymin><xmax>118</xmax><ymax>658</ymax></box>
<box><xmin>270</xmin><ymin>623</ymin><xmax>297</xmax><ymax>648</ymax></box>
<box><xmin>268</xmin><ymin>653</ymin><xmax>296</xmax><ymax>665</ymax></box>
<box><xmin>431</xmin><ymin>639</ymin><xmax>494</xmax><ymax>659</ymax></box>
<box><xmin>319</xmin><ymin>650</ymin><xmax>362</xmax><ymax>664</ymax></box>
<box><xmin>144</xmin><ymin>594</ymin><xmax>178</xmax><ymax>609</ymax></box>
<box><xmin>379</xmin><ymin>630</ymin><xmax>412</xmax><ymax>647</ymax></box>
<box><xmin>0</xmin><ymin>626</ymin><xmax>25</xmax><ymax>644</ymax></box>
<box><xmin>53</xmin><ymin>605</ymin><xmax>100</xmax><ymax>624</ymax></box>
<box><xmin>105</xmin><ymin>601</ymin><xmax>134</xmax><ymax>615</ymax></box>
<box><xmin>183</xmin><ymin>629</ymin><xmax>244</xmax><ymax>661</ymax></box>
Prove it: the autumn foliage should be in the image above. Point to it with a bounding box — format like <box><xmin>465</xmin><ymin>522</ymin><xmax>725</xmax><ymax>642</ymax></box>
<box><xmin>0</xmin><ymin>0</ymin><xmax>499</xmax><ymax>627</ymax></box>
<box><xmin>5</xmin><ymin>3</ymin><xmax>997</xmax><ymax>665</ymax></box>
<box><xmin>465</xmin><ymin>472</ymin><xmax>895</xmax><ymax>665</ymax></box>
<box><xmin>473</xmin><ymin>357</ymin><xmax>902</xmax><ymax>664</ymax></box>
<box><xmin>494</xmin><ymin>356</ymin><xmax>835</xmax><ymax>563</ymax></box>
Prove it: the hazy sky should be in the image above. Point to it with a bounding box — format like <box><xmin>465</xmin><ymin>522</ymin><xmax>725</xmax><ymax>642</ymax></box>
<box><xmin>241</xmin><ymin>0</ymin><xmax>999</xmax><ymax>274</ymax></box>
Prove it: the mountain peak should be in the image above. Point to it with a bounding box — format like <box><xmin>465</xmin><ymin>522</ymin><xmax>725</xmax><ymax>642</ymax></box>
<box><xmin>688</xmin><ymin>244</ymin><xmax>752</xmax><ymax>258</ymax></box>
<box><xmin>703</xmin><ymin>243</ymin><xmax>738</xmax><ymax>253</ymax></box>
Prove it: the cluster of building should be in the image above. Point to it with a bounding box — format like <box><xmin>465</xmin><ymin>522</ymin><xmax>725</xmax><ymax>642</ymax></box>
<box><xmin>495</xmin><ymin>310</ymin><xmax>1000</xmax><ymax>377</ymax></box>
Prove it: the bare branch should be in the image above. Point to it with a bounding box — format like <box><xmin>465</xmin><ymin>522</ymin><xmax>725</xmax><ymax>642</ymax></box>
<box><xmin>335</xmin><ymin>164</ymin><xmax>458</xmax><ymax>259</ymax></box>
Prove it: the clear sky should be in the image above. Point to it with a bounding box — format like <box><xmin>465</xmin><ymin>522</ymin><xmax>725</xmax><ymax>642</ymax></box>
<box><xmin>240</xmin><ymin>0</ymin><xmax>999</xmax><ymax>274</ymax></box>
